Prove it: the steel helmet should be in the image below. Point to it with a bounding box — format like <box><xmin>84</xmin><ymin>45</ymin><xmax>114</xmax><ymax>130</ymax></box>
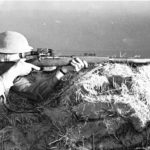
<box><xmin>0</xmin><ymin>31</ymin><xmax>33</xmax><ymax>53</ymax></box>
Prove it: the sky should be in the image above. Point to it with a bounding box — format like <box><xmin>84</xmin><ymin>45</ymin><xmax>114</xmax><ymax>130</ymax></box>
<box><xmin>0</xmin><ymin>1</ymin><xmax>150</xmax><ymax>57</ymax></box>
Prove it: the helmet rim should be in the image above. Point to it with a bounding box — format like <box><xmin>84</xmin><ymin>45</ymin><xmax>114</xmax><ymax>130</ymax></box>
<box><xmin>0</xmin><ymin>46</ymin><xmax>33</xmax><ymax>54</ymax></box>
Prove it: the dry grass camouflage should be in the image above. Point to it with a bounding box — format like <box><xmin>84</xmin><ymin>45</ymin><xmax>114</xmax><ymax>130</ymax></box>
<box><xmin>0</xmin><ymin>62</ymin><xmax>150</xmax><ymax>149</ymax></box>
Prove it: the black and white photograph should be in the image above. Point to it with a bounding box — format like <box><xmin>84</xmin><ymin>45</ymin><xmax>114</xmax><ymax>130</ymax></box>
<box><xmin>0</xmin><ymin>0</ymin><xmax>150</xmax><ymax>149</ymax></box>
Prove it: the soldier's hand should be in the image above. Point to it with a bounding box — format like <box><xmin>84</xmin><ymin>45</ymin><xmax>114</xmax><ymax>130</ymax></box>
<box><xmin>61</xmin><ymin>57</ymin><xmax>88</xmax><ymax>73</ymax></box>
<box><xmin>70</xmin><ymin>57</ymin><xmax>88</xmax><ymax>72</ymax></box>
<box><xmin>9</xmin><ymin>59</ymin><xmax>40</xmax><ymax>78</ymax></box>
<box><xmin>56</xmin><ymin>58</ymin><xmax>88</xmax><ymax>80</ymax></box>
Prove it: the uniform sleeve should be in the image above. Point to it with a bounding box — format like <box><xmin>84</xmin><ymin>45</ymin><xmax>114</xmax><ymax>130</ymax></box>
<box><xmin>0</xmin><ymin>77</ymin><xmax>6</xmax><ymax>103</ymax></box>
<box><xmin>29</xmin><ymin>73</ymin><xmax>59</xmax><ymax>101</ymax></box>
<box><xmin>13</xmin><ymin>71</ymin><xmax>61</xmax><ymax>101</ymax></box>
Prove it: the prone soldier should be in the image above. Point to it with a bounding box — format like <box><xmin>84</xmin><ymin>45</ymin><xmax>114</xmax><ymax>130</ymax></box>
<box><xmin>0</xmin><ymin>31</ymin><xmax>88</xmax><ymax>102</ymax></box>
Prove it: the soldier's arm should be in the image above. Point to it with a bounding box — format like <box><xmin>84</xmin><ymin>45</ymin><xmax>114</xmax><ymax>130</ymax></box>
<box><xmin>0</xmin><ymin>77</ymin><xmax>7</xmax><ymax>102</ymax></box>
<box><xmin>26</xmin><ymin>70</ymin><xmax>64</xmax><ymax>101</ymax></box>
<box><xmin>0</xmin><ymin>71</ymin><xmax>16</xmax><ymax>104</ymax></box>
<box><xmin>13</xmin><ymin>68</ymin><xmax>72</xmax><ymax>101</ymax></box>
<box><xmin>13</xmin><ymin>58</ymin><xmax>88</xmax><ymax>101</ymax></box>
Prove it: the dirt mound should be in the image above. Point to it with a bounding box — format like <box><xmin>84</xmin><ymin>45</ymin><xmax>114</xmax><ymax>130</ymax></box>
<box><xmin>1</xmin><ymin>63</ymin><xmax>150</xmax><ymax>150</ymax></box>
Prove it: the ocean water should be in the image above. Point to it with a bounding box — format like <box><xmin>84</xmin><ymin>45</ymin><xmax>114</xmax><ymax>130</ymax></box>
<box><xmin>0</xmin><ymin>1</ymin><xmax>150</xmax><ymax>57</ymax></box>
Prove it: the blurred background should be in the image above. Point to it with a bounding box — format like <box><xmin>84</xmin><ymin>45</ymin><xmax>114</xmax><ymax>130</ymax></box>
<box><xmin>0</xmin><ymin>0</ymin><xmax>150</xmax><ymax>57</ymax></box>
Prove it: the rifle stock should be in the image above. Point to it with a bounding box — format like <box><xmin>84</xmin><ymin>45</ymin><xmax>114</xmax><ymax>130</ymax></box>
<box><xmin>27</xmin><ymin>56</ymin><xmax>109</xmax><ymax>67</ymax></box>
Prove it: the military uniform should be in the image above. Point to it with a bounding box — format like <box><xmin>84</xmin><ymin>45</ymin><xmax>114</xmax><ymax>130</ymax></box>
<box><xmin>0</xmin><ymin>76</ymin><xmax>7</xmax><ymax>101</ymax></box>
<box><xmin>0</xmin><ymin>31</ymin><xmax>87</xmax><ymax>102</ymax></box>
<box><xmin>0</xmin><ymin>31</ymin><xmax>64</xmax><ymax>102</ymax></box>
<box><xmin>12</xmin><ymin>71</ymin><xmax>60</xmax><ymax>101</ymax></box>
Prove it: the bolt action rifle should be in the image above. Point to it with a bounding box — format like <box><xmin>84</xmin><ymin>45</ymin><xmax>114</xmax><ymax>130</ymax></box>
<box><xmin>27</xmin><ymin>49</ymin><xmax>150</xmax><ymax>71</ymax></box>
<box><xmin>0</xmin><ymin>48</ymin><xmax>150</xmax><ymax>71</ymax></box>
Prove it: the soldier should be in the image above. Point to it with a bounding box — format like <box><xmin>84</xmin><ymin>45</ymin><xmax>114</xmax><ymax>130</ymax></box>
<box><xmin>0</xmin><ymin>31</ymin><xmax>88</xmax><ymax>102</ymax></box>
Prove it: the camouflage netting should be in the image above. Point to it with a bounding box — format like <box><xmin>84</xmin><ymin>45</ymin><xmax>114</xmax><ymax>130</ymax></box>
<box><xmin>1</xmin><ymin>63</ymin><xmax>150</xmax><ymax>150</ymax></box>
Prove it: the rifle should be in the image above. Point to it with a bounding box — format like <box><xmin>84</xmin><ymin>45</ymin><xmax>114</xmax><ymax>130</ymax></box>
<box><xmin>0</xmin><ymin>49</ymin><xmax>150</xmax><ymax>71</ymax></box>
<box><xmin>27</xmin><ymin>49</ymin><xmax>150</xmax><ymax>70</ymax></box>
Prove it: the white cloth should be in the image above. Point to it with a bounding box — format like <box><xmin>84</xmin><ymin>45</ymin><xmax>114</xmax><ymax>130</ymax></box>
<box><xmin>0</xmin><ymin>76</ymin><xmax>6</xmax><ymax>103</ymax></box>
